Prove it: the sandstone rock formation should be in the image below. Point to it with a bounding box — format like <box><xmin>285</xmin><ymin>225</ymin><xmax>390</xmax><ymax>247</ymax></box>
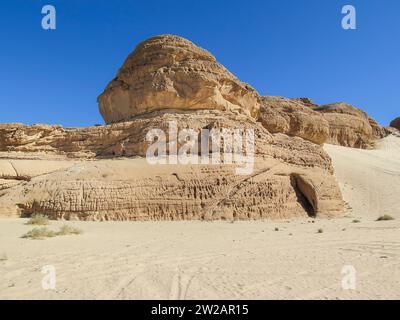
<box><xmin>314</xmin><ymin>103</ymin><xmax>388</xmax><ymax>148</ymax></box>
<box><xmin>98</xmin><ymin>35</ymin><xmax>260</xmax><ymax>124</ymax></box>
<box><xmin>390</xmin><ymin>117</ymin><xmax>400</xmax><ymax>130</ymax></box>
<box><xmin>0</xmin><ymin>109</ymin><xmax>344</xmax><ymax>220</ymax></box>
<box><xmin>0</xmin><ymin>34</ymin><xmax>346</xmax><ymax>221</ymax></box>
<box><xmin>259</xmin><ymin>96</ymin><xmax>329</xmax><ymax>145</ymax></box>
<box><xmin>258</xmin><ymin>98</ymin><xmax>388</xmax><ymax>149</ymax></box>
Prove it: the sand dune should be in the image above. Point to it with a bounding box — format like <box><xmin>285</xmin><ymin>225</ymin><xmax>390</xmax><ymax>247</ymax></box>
<box><xmin>0</xmin><ymin>136</ymin><xmax>399</xmax><ymax>300</ymax></box>
<box><xmin>325</xmin><ymin>135</ymin><xmax>400</xmax><ymax>219</ymax></box>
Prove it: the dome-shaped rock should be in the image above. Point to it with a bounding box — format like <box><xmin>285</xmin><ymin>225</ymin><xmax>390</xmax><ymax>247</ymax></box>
<box><xmin>98</xmin><ymin>35</ymin><xmax>261</xmax><ymax>123</ymax></box>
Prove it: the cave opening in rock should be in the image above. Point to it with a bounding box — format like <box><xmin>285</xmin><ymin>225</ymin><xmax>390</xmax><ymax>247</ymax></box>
<box><xmin>290</xmin><ymin>176</ymin><xmax>316</xmax><ymax>218</ymax></box>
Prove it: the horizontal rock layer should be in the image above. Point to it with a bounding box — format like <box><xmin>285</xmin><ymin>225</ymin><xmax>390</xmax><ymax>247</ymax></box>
<box><xmin>0</xmin><ymin>159</ymin><xmax>343</xmax><ymax>221</ymax></box>
<box><xmin>0</xmin><ymin>111</ymin><xmax>344</xmax><ymax>220</ymax></box>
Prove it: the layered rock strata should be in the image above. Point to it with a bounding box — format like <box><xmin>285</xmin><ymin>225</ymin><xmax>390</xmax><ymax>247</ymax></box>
<box><xmin>0</xmin><ymin>110</ymin><xmax>344</xmax><ymax>220</ymax></box>
<box><xmin>0</xmin><ymin>34</ymin><xmax>346</xmax><ymax>221</ymax></box>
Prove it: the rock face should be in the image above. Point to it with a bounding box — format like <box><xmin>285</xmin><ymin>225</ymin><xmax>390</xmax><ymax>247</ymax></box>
<box><xmin>0</xmin><ymin>109</ymin><xmax>344</xmax><ymax>220</ymax></box>
<box><xmin>258</xmin><ymin>98</ymin><xmax>388</xmax><ymax>149</ymax></box>
<box><xmin>390</xmin><ymin>117</ymin><xmax>400</xmax><ymax>130</ymax></box>
<box><xmin>98</xmin><ymin>35</ymin><xmax>260</xmax><ymax>124</ymax></box>
<box><xmin>314</xmin><ymin>103</ymin><xmax>388</xmax><ymax>148</ymax></box>
<box><xmin>0</xmin><ymin>35</ymin><xmax>345</xmax><ymax>221</ymax></box>
<box><xmin>259</xmin><ymin>96</ymin><xmax>329</xmax><ymax>145</ymax></box>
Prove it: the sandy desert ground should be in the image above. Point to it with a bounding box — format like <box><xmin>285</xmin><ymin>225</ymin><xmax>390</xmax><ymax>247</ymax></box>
<box><xmin>0</xmin><ymin>136</ymin><xmax>399</xmax><ymax>300</ymax></box>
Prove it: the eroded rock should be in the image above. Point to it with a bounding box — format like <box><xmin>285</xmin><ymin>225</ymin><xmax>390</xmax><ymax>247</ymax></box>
<box><xmin>390</xmin><ymin>117</ymin><xmax>400</xmax><ymax>130</ymax></box>
<box><xmin>0</xmin><ymin>35</ymin><xmax>345</xmax><ymax>221</ymax></box>
<box><xmin>259</xmin><ymin>96</ymin><xmax>329</xmax><ymax>145</ymax></box>
<box><xmin>0</xmin><ymin>110</ymin><xmax>344</xmax><ymax>220</ymax></box>
<box><xmin>98</xmin><ymin>35</ymin><xmax>261</xmax><ymax>123</ymax></box>
<box><xmin>314</xmin><ymin>103</ymin><xmax>388</xmax><ymax>148</ymax></box>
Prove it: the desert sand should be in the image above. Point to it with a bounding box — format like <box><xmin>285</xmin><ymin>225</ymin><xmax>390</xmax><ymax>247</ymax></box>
<box><xmin>0</xmin><ymin>135</ymin><xmax>399</xmax><ymax>300</ymax></box>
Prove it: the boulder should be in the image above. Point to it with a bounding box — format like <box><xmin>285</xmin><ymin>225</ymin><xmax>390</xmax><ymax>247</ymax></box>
<box><xmin>98</xmin><ymin>35</ymin><xmax>261</xmax><ymax>124</ymax></box>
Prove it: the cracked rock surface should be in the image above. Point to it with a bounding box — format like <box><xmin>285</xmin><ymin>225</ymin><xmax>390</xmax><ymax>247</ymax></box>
<box><xmin>0</xmin><ymin>111</ymin><xmax>344</xmax><ymax>220</ymax></box>
<box><xmin>0</xmin><ymin>35</ymin><xmax>346</xmax><ymax>221</ymax></box>
<box><xmin>98</xmin><ymin>34</ymin><xmax>261</xmax><ymax>123</ymax></box>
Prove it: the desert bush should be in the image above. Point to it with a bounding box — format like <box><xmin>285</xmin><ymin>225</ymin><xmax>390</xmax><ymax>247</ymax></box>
<box><xmin>376</xmin><ymin>215</ymin><xmax>395</xmax><ymax>221</ymax></box>
<box><xmin>26</xmin><ymin>214</ymin><xmax>49</xmax><ymax>226</ymax></box>
<box><xmin>57</xmin><ymin>225</ymin><xmax>83</xmax><ymax>236</ymax></box>
<box><xmin>22</xmin><ymin>227</ymin><xmax>56</xmax><ymax>239</ymax></box>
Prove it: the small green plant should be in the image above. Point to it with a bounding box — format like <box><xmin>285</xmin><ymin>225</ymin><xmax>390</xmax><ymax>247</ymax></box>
<box><xmin>26</xmin><ymin>214</ymin><xmax>49</xmax><ymax>226</ymax></box>
<box><xmin>376</xmin><ymin>215</ymin><xmax>395</xmax><ymax>221</ymax></box>
<box><xmin>317</xmin><ymin>228</ymin><xmax>324</xmax><ymax>234</ymax></box>
<box><xmin>22</xmin><ymin>227</ymin><xmax>56</xmax><ymax>239</ymax></box>
<box><xmin>352</xmin><ymin>219</ymin><xmax>361</xmax><ymax>223</ymax></box>
<box><xmin>274</xmin><ymin>227</ymin><xmax>279</xmax><ymax>231</ymax></box>
<box><xmin>57</xmin><ymin>225</ymin><xmax>83</xmax><ymax>236</ymax></box>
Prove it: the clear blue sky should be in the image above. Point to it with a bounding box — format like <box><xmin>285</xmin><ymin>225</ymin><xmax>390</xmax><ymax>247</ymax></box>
<box><xmin>1</xmin><ymin>0</ymin><xmax>399</xmax><ymax>127</ymax></box>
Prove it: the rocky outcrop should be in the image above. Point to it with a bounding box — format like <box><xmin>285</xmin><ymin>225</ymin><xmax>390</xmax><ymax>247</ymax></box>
<box><xmin>0</xmin><ymin>110</ymin><xmax>344</xmax><ymax>220</ymax></box>
<box><xmin>0</xmin><ymin>35</ymin><xmax>345</xmax><ymax>221</ymax></box>
<box><xmin>0</xmin><ymin>111</ymin><xmax>332</xmax><ymax>169</ymax></box>
<box><xmin>390</xmin><ymin>117</ymin><xmax>400</xmax><ymax>130</ymax></box>
<box><xmin>98</xmin><ymin>35</ymin><xmax>260</xmax><ymax>124</ymax></box>
<box><xmin>1</xmin><ymin>157</ymin><xmax>343</xmax><ymax>221</ymax></box>
<box><xmin>314</xmin><ymin>103</ymin><xmax>388</xmax><ymax>148</ymax></box>
<box><xmin>258</xmin><ymin>98</ymin><xmax>388</xmax><ymax>149</ymax></box>
<box><xmin>259</xmin><ymin>96</ymin><xmax>329</xmax><ymax>145</ymax></box>
<box><xmin>368</xmin><ymin>117</ymin><xmax>389</xmax><ymax>140</ymax></box>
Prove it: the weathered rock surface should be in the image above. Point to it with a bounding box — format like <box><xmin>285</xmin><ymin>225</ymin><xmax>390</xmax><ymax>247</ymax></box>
<box><xmin>0</xmin><ymin>34</ymin><xmax>346</xmax><ymax>221</ymax></box>
<box><xmin>390</xmin><ymin>117</ymin><xmax>400</xmax><ymax>130</ymax></box>
<box><xmin>0</xmin><ymin>157</ymin><xmax>343</xmax><ymax>221</ymax></box>
<box><xmin>258</xmin><ymin>98</ymin><xmax>389</xmax><ymax>149</ymax></box>
<box><xmin>259</xmin><ymin>96</ymin><xmax>329</xmax><ymax>145</ymax></box>
<box><xmin>0</xmin><ymin>110</ymin><xmax>344</xmax><ymax>220</ymax></box>
<box><xmin>314</xmin><ymin>103</ymin><xmax>389</xmax><ymax>148</ymax></box>
<box><xmin>368</xmin><ymin>117</ymin><xmax>389</xmax><ymax>140</ymax></box>
<box><xmin>98</xmin><ymin>35</ymin><xmax>261</xmax><ymax>124</ymax></box>
<box><xmin>0</xmin><ymin>111</ymin><xmax>331</xmax><ymax>168</ymax></box>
